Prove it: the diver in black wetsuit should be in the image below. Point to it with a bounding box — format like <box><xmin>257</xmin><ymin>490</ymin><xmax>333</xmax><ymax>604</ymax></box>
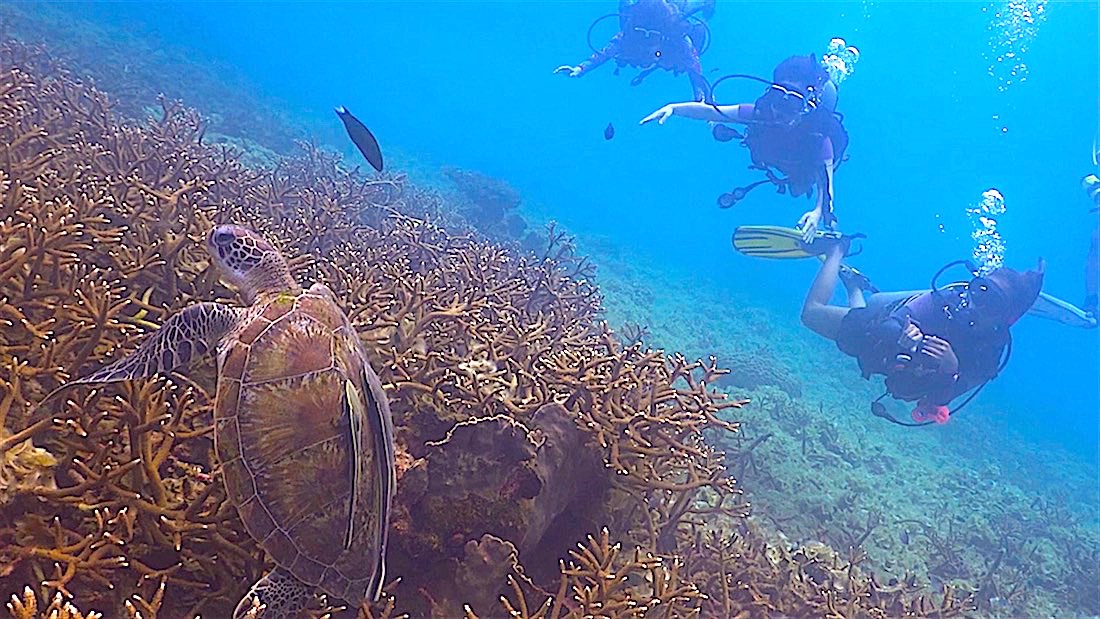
<box><xmin>641</xmin><ymin>54</ymin><xmax>848</xmax><ymax>244</ymax></box>
<box><xmin>555</xmin><ymin>0</ymin><xmax>714</xmax><ymax>102</ymax></box>
<box><xmin>800</xmin><ymin>236</ymin><xmax>1044</xmax><ymax>426</ymax></box>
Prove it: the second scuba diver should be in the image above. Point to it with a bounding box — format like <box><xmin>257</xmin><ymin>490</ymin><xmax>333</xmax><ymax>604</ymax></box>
<box><xmin>801</xmin><ymin>236</ymin><xmax>1044</xmax><ymax>426</ymax></box>
<box><xmin>640</xmin><ymin>54</ymin><xmax>849</xmax><ymax>244</ymax></box>
<box><xmin>555</xmin><ymin>0</ymin><xmax>715</xmax><ymax>102</ymax></box>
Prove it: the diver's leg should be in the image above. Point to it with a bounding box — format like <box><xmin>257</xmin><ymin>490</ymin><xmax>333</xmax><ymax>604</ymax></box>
<box><xmin>1085</xmin><ymin>221</ymin><xmax>1098</xmax><ymax>316</ymax></box>
<box><xmin>846</xmin><ymin>284</ymin><xmax>866</xmax><ymax>309</ymax></box>
<box><xmin>801</xmin><ymin>242</ymin><xmax>851</xmax><ymax>340</ymax></box>
<box><xmin>679</xmin><ymin>0</ymin><xmax>716</xmax><ymax>18</ymax></box>
<box><xmin>688</xmin><ymin>69</ymin><xmax>709</xmax><ymax>102</ymax></box>
<box><xmin>630</xmin><ymin>66</ymin><xmax>660</xmax><ymax>86</ymax></box>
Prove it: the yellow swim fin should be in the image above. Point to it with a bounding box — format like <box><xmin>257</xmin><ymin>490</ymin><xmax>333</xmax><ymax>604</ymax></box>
<box><xmin>732</xmin><ymin>225</ymin><xmax>851</xmax><ymax>259</ymax></box>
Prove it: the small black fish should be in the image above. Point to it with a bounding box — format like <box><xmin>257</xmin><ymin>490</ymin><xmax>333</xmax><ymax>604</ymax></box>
<box><xmin>335</xmin><ymin>106</ymin><xmax>383</xmax><ymax>172</ymax></box>
<box><xmin>899</xmin><ymin>528</ymin><xmax>910</xmax><ymax>546</ymax></box>
<box><xmin>604</xmin><ymin>122</ymin><xmax>615</xmax><ymax>141</ymax></box>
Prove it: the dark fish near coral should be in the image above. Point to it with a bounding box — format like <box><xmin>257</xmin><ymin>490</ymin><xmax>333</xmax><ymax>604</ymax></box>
<box><xmin>604</xmin><ymin>122</ymin><xmax>615</xmax><ymax>140</ymax></box>
<box><xmin>899</xmin><ymin>528</ymin><xmax>910</xmax><ymax>546</ymax></box>
<box><xmin>335</xmin><ymin>106</ymin><xmax>384</xmax><ymax>172</ymax></box>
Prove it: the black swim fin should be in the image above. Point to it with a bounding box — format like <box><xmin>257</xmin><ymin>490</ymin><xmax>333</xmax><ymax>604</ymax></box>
<box><xmin>335</xmin><ymin>106</ymin><xmax>383</xmax><ymax>172</ymax></box>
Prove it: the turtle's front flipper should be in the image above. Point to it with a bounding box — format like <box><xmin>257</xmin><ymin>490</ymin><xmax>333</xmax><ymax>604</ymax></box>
<box><xmin>42</xmin><ymin>302</ymin><xmax>241</xmax><ymax>405</ymax></box>
<box><xmin>234</xmin><ymin>568</ymin><xmax>314</xmax><ymax>619</ymax></box>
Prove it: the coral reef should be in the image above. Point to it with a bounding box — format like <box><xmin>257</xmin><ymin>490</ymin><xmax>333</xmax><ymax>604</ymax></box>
<box><xmin>441</xmin><ymin>165</ymin><xmax>534</xmax><ymax>247</ymax></box>
<box><xmin>0</xmin><ymin>2</ymin><xmax>308</xmax><ymax>154</ymax></box>
<box><xmin>716</xmin><ymin>345</ymin><xmax>803</xmax><ymax>398</ymax></box>
<box><xmin>618</xmin><ymin>321</ymin><xmax>649</xmax><ymax>347</ymax></box>
<box><xmin>0</xmin><ymin>38</ymin><xmax>977</xmax><ymax>619</ymax></box>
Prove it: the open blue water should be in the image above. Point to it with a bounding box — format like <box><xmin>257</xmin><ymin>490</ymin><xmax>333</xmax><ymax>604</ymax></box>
<box><xmin>66</xmin><ymin>2</ymin><xmax>1097</xmax><ymax>467</ymax></box>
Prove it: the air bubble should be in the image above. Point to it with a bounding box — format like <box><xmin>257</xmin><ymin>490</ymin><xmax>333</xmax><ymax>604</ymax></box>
<box><xmin>967</xmin><ymin>189</ymin><xmax>1007</xmax><ymax>274</ymax></box>
<box><xmin>986</xmin><ymin>0</ymin><xmax>1048</xmax><ymax>91</ymax></box>
<box><xmin>822</xmin><ymin>37</ymin><xmax>861</xmax><ymax>85</ymax></box>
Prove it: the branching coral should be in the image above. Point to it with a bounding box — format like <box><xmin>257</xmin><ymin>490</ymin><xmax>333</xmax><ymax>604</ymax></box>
<box><xmin>6</xmin><ymin>582</ymin><xmax>172</xmax><ymax>619</ymax></box>
<box><xmin>489</xmin><ymin>527</ymin><xmax>702</xmax><ymax>619</ymax></box>
<box><xmin>0</xmin><ymin>431</ymin><xmax>56</xmax><ymax>506</ymax></box>
<box><xmin>0</xmin><ymin>38</ymin><xmax>976</xmax><ymax>619</ymax></box>
<box><xmin>677</xmin><ymin>522</ymin><xmax>974</xmax><ymax>619</ymax></box>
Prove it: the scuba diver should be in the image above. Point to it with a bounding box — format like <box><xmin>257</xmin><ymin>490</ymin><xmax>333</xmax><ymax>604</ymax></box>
<box><xmin>555</xmin><ymin>0</ymin><xmax>715</xmax><ymax>102</ymax></box>
<box><xmin>1026</xmin><ymin>165</ymin><xmax>1099</xmax><ymax>328</ymax></box>
<box><xmin>640</xmin><ymin>54</ymin><xmax>849</xmax><ymax>244</ymax></box>
<box><xmin>800</xmin><ymin>235</ymin><xmax>1043</xmax><ymax>426</ymax></box>
<box><xmin>1082</xmin><ymin>171</ymin><xmax>1099</xmax><ymax>319</ymax></box>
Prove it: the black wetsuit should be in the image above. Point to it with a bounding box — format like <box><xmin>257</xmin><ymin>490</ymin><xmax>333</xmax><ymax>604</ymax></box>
<box><xmin>742</xmin><ymin>90</ymin><xmax>849</xmax><ymax>227</ymax></box>
<box><xmin>835</xmin><ymin>287</ymin><xmax>1008</xmax><ymax>406</ymax></box>
<box><xmin>577</xmin><ymin>0</ymin><xmax>710</xmax><ymax>101</ymax></box>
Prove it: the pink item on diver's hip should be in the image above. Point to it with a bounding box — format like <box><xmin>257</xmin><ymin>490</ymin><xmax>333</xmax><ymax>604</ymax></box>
<box><xmin>911</xmin><ymin>403</ymin><xmax>950</xmax><ymax>425</ymax></box>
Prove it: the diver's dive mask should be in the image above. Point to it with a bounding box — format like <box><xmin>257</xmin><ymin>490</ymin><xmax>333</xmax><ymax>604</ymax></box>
<box><xmin>754</xmin><ymin>83</ymin><xmax>818</xmax><ymax>125</ymax></box>
<box><xmin>962</xmin><ymin>276</ymin><xmax>1009</xmax><ymax>312</ymax></box>
<box><xmin>929</xmin><ymin>260</ymin><xmax>1010</xmax><ymax>329</ymax></box>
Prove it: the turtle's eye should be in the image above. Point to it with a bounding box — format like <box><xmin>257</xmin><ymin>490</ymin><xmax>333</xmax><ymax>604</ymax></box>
<box><xmin>213</xmin><ymin>230</ymin><xmax>236</xmax><ymax>246</ymax></box>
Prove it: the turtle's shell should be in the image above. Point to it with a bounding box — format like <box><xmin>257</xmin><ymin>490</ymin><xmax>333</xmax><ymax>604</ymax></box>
<box><xmin>213</xmin><ymin>283</ymin><xmax>391</xmax><ymax>606</ymax></box>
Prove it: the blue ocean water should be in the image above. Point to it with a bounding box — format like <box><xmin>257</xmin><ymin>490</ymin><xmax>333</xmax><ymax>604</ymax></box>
<box><xmin>69</xmin><ymin>2</ymin><xmax>1096</xmax><ymax>471</ymax></box>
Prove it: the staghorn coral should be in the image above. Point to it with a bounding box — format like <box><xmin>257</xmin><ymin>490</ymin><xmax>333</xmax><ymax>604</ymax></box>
<box><xmin>489</xmin><ymin>527</ymin><xmax>703</xmax><ymax>619</ymax></box>
<box><xmin>6</xmin><ymin>582</ymin><xmax>173</xmax><ymax>619</ymax></box>
<box><xmin>0</xmin><ymin>38</ymin><xmax>974</xmax><ymax>619</ymax></box>
<box><xmin>677</xmin><ymin>522</ymin><xmax>973</xmax><ymax>619</ymax></box>
<box><xmin>0</xmin><ymin>431</ymin><xmax>56</xmax><ymax>507</ymax></box>
<box><xmin>0</xmin><ymin>39</ymin><xmax>734</xmax><ymax>617</ymax></box>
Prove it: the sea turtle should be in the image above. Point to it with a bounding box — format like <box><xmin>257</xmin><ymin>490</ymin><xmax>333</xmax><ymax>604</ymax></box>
<box><xmin>42</xmin><ymin>224</ymin><xmax>396</xmax><ymax>618</ymax></box>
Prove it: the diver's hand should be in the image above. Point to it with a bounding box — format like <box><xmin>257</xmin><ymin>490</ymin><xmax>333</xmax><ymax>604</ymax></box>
<box><xmin>640</xmin><ymin>105</ymin><xmax>675</xmax><ymax>125</ymax></box>
<box><xmin>919</xmin><ymin>336</ymin><xmax>959</xmax><ymax>374</ymax></box>
<box><xmin>797</xmin><ymin>208</ymin><xmax>823</xmax><ymax>243</ymax></box>
<box><xmin>554</xmin><ymin>65</ymin><xmax>583</xmax><ymax>78</ymax></box>
<box><xmin>898</xmin><ymin>323</ymin><xmax>923</xmax><ymax>352</ymax></box>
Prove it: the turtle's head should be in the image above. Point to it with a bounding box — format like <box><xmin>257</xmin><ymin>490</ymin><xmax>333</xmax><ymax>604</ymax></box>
<box><xmin>207</xmin><ymin>225</ymin><xmax>298</xmax><ymax>303</ymax></box>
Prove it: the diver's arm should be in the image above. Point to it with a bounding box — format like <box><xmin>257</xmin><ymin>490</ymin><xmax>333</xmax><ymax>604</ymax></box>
<box><xmin>630</xmin><ymin>66</ymin><xmax>660</xmax><ymax>86</ymax></box>
<box><xmin>640</xmin><ymin>101</ymin><xmax>750</xmax><ymax>125</ymax></box>
<box><xmin>798</xmin><ymin>140</ymin><xmax>837</xmax><ymax>242</ymax></box>
<box><xmin>820</xmin><ymin>136</ymin><xmax>836</xmax><ymax>217</ymax></box>
<box><xmin>1085</xmin><ymin>223</ymin><xmax>1098</xmax><ymax>315</ymax></box>
<box><xmin>579</xmin><ymin>35</ymin><xmax>621</xmax><ymax>74</ymax></box>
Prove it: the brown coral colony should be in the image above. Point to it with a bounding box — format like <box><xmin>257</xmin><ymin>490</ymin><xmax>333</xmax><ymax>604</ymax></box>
<box><xmin>0</xmin><ymin>40</ymin><xmax>975</xmax><ymax>618</ymax></box>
